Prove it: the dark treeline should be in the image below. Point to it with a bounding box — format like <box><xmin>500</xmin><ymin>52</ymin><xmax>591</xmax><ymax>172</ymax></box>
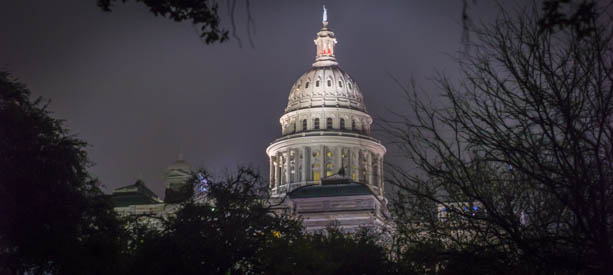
<box><xmin>2</xmin><ymin>0</ymin><xmax>612</xmax><ymax>274</ymax></box>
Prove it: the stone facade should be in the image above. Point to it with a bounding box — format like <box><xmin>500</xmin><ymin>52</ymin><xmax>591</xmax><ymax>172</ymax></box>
<box><xmin>266</xmin><ymin>10</ymin><xmax>389</xmax><ymax>232</ymax></box>
<box><xmin>267</xmin><ymin>14</ymin><xmax>386</xmax><ymax>199</ymax></box>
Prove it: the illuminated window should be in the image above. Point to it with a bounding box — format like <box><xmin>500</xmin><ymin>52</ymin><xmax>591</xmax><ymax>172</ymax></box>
<box><xmin>313</xmin><ymin>163</ymin><xmax>321</xmax><ymax>181</ymax></box>
<box><xmin>316</xmin><ymin>80</ymin><xmax>320</xmax><ymax>87</ymax></box>
<box><xmin>327</xmin><ymin>151</ymin><xmax>333</xmax><ymax>158</ymax></box>
<box><xmin>326</xmin><ymin>117</ymin><xmax>333</xmax><ymax>129</ymax></box>
<box><xmin>314</xmin><ymin>118</ymin><xmax>320</xmax><ymax>129</ymax></box>
<box><xmin>338</xmin><ymin>81</ymin><xmax>343</xmax><ymax>87</ymax></box>
<box><xmin>340</xmin><ymin>118</ymin><xmax>345</xmax><ymax>129</ymax></box>
<box><xmin>313</xmin><ymin>151</ymin><xmax>320</xmax><ymax>157</ymax></box>
<box><xmin>326</xmin><ymin>163</ymin><xmax>334</xmax><ymax>176</ymax></box>
<box><xmin>305</xmin><ymin>82</ymin><xmax>310</xmax><ymax>88</ymax></box>
<box><xmin>327</xmin><ymin>80</ymin><xmax>331</xmax><ymax>87</ymax></box>
<box><xmin>302</xmin><ymin>119</ymin><xmax>307</xmax><ymax>131</ymax></box>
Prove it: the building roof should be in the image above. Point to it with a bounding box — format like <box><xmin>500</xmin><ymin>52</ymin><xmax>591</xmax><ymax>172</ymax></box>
<box><xmin>111</xmin><ymin>179</ymin><xmax>162</xmax><ymax>207</ymax></box>
<box><xmin>284</xmin><ymin>19</ymin><xmax>366</xmax><ymax>113</ymax></box>
<box><xmin>288</xmin><ymin>182</ymin><xmax>374</xmax><ymax>199</ymax></box>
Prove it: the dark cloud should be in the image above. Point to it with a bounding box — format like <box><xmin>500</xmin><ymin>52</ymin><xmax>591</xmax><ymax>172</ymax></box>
<box><xmin>0</xmin><ymin>0</ymin><xmax>504</xmax><ymax>196</ymax></box>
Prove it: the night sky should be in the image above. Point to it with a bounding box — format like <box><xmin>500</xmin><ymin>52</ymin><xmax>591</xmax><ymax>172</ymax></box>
<box><xmin>1</xmin><ymin>0</ymin><xmax>505</xmax><ymax>196</ymax></box>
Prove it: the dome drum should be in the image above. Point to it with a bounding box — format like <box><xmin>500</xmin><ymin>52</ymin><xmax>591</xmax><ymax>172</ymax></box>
<box><xmin>267</xmin><ymin>16</ymin><xmax>386</xmax><ymax>199</ymax></box>
<box><xmin>279</xmin><ymin>107</ymin><xmax>372</xmax><ymax>136</ymax></box>
<box><xmin>266</xmin><ymin>135</ymin><xmax>385</xmax><ymax>197</ymax></box>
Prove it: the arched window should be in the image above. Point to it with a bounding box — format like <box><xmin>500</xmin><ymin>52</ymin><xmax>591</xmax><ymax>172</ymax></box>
<box><xmin>305</xmin><ymin>82</ymin><xmax>310</xmax><ymax>88</ymax></box>
<box><xmin>326</xmin><ymin>163</ymin><xmax>334</xmax><ymax>177</ymax></box>
<box><xmin>327</xmin><ymin>80</ymin><xmax>332</xmax><ymax>87</ymax></box>
<box><xmin>340</xmin><ymin>118</ymin><xmax>345</xmax><ymax>129</ymax></box>
<box><xmin>338</xmin><ymin>81</ymin><xmax>343</xmax><ymax>87</ymax></box>
<box><xmin>314</xmin><ymin>118</ymin><xmax>320</xmax><ymax>129</ymax></box>
<box><xmin>352</xmin><ymin>119</ymin><xmax>356</xmax><ymax>130</ymax></box>
<box><xmin>316</xmin><ymin>80</ymin><xmax>320</xmax><ymax>87</ymax></box>
<box><xmin>302</xmin><ymin>119</ymin><xmax>307</xmax><ymax>131</ymax></box>
<box><xmin>326</xmin><ymin>118</ymin><xmax>333</xmax><ymax>129</ymax></box>
<box><xmin>312</xmin><ymin>163</ymin><xmax>321</xmax><ymax>181</ymax></box>
<box><xmin>348</xmin><ymin>82</ymin><xmax>352</xmax><ymax>89</ymax></box>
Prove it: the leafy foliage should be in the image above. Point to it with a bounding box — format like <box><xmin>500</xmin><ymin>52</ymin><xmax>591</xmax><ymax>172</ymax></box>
<box><xmin>0</xmin><ymin>72</ymin><xmax>126</xmax><ymax>274</ymax></box>
<box><xmin>125</xmin><ymin>168</ymin><xmax>303</xmax><ymax>274</ymax></box>
<box><xmin>97</xmin><ymin>0</ymin><xmax>229</xmax><ymax>44</ymax></box>
<box><xmin>385</xmin><ymin>0</ymin><xmax>613</xmax><ymax>273</ymax></box>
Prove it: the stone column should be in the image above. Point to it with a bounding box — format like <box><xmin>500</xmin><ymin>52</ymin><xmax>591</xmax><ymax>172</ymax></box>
<box><xmin>276</xmin><ymin>152</ymin><xmax>282</xmax><ymax>187</ymax></box>
<box><xmin>319</xmin><ymin>145</ymin><xmax>325</xmax><ymax>182</ymax></box>
<box><xmin>367</xmin><ymin>151</ymin><xmax>373</xmax><ymax>186</ymax></box>
<box><xmin>335</xmin><ymin>146</ymin><xmax>341</xmax><ymax>174</ymax></box>
<box><xmin>269</xmin><ymin>157</ymin><xmax>274</xmax><ymax>188</ymax></box>
<box><xmin>284</xmin><ymin>151</ymin><xmax>290</xmax><ymax>187</ymax></box>
<box><xmin>302</xmin><ymin>146</ymin><xmax>307</xmax><ymax>183</ymax></box>
<box><xmin>350</xmin><ymin>147</ymin><xmax>357</xmax><ymax>181</ymax></box>
<box><xmin>379</xmin><ymin>157</ymin><xmax>384</xmax><ymax>195</ymax></box>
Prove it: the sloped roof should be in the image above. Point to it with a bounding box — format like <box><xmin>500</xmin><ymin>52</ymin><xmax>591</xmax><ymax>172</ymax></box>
<box><xmin>111</xmin><ymin>180</ymin><xmax>161</xmax><ymax>207</ymax></box>
<box><xmin>288</xmin><ymin>182</ymin><xmax>374</xmax><ymax>199</ymax></box>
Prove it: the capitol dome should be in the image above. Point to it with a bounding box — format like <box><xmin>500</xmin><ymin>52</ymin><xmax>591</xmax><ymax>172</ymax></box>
<box><xmin>267</xmin><ymin>11</ymin><xmax>386</xmax><ymax>198</ymax></box>
<box><xmin>285</xmin><ymin>20</ymin><xmax>366</xmax><ymax>114</ymax></box>
<box><xmin>286</xmin><ymin>66</ymin><xmax>365</xmax><ymax>113</ymax></box>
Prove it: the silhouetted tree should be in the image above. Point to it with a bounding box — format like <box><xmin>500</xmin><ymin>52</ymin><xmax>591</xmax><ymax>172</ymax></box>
<box><xmin>385</xmin><ymin>0</ymin><xmax>613</xmax><ymax>273</ymax></box>
<box><xmin>0</xmin><ymin>72</ymin><xmax>126</xmax><ymax>274</ymax></box>
<box><xmin>98</xmin><ymin>0</ymin><xmax>227</xmax><ymax>44</ymax></box>
<box><xmin>260</xmin><ymin>226</ymin><xmax>393</xmax><ymax>275</ymax></box>
<box><xmin>125</xmin><ymin>168</ymin><xmax>304</xmax><ymax>274</ymax></box>
<box><xmin>97</xmin><ymin>0</ymin><xmax>257</xmax><ymax>46</ymax></box>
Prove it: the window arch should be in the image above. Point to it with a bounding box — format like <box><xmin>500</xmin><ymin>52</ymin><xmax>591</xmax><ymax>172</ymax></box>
<box><xmin>340</xmin><ymin>118</ymin><xmax>345</xmax><ymax>129</ymax></box>
<box><xmin>302</xmin><ymin>119</ymin><xmax>307</xmax><ymax>131</ymax></box>
<box><xmin>326</xmin><ymin>163</ymin><xmax>334</xmax><ymax>177</ymax></box>
<box><xmin>314</xmin><ymin>118</ymin><xmax>320</xmax><ymax>129</ymax></box>
<box><xmin>312</xmin><ymin>163</ymin><xmax>321</xmax><ymax>181</ymax></box>
<box><xmin>327</xmin><ymin>79</ymin><xmax>332</xmax><ymax>87</ymax></box>
<box><xmin>326</xmin><ymin>117</ymin><xmax>333</xmax><ymax>129</ymax></box>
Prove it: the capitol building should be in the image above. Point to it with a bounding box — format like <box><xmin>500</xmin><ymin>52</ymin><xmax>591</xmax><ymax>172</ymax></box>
<box><xmin>110</xmin><ymin>9</ymin><xmax>389</xmax><ymax>232</ymax></box>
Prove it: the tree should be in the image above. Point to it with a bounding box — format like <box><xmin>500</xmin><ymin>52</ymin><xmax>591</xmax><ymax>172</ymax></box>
<box><xmin>97</xmin><ymin>0</ymin><xmax>256</xmax><ymax>47</ymax></box>
<box><xmin>385</xmin><ymin>1</ymin><xmax>613</xmax><ymax>273</ymax></box>
<box><xmin>125</xmin><ymin>168</ymin><xmax>304</xmax><ymax>275</ymax></box>
<box><xmin>98</xmin><ymin>0</ymin><xmax>227</xmax><ymax>44</ymax></box>
<box><xmin>261</xmin><ymin>226</ymin><xmax>393</xmax><ymax>275</ymax></box>
<box><xmin>0</xmin><ymin>72</ymin><xmax>126</xmax><ymax>274</ymax></box>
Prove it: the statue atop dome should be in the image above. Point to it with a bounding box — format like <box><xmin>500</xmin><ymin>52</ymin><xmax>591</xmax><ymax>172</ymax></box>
<box><xmin>313</xmin><ymin>6</ymin><xmax>338</xmax><ymax>67</ymax></box>
<box><xmin>323</xmin><ymin>5</ymin><xmax>328</xmax><ymax>23</ymax></box>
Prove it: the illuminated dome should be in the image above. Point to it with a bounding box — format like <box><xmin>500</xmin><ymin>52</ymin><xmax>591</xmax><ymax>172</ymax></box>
<box><xmin>167</xmin><ymin>159</ymin><xmax>190</xmax><ymax>172</ymax></box>
<box><xmin>285</xmin><ymin>21</ymin><xmax>365</xmax><ymax>113</ymax></box>
<box><xmin>165</xmin><ymin>154</ymin><xmax>191</xmax><ymax>185</ymax></box>
<box><xmin>267</xmin><ymin>10</ymin><xmax>386</xmax><ymax>198</ymax></box>
<box><xmin>286</xmin><ymin>66</ymin><xmax>365</xmax><ymax>113</ymax></box>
